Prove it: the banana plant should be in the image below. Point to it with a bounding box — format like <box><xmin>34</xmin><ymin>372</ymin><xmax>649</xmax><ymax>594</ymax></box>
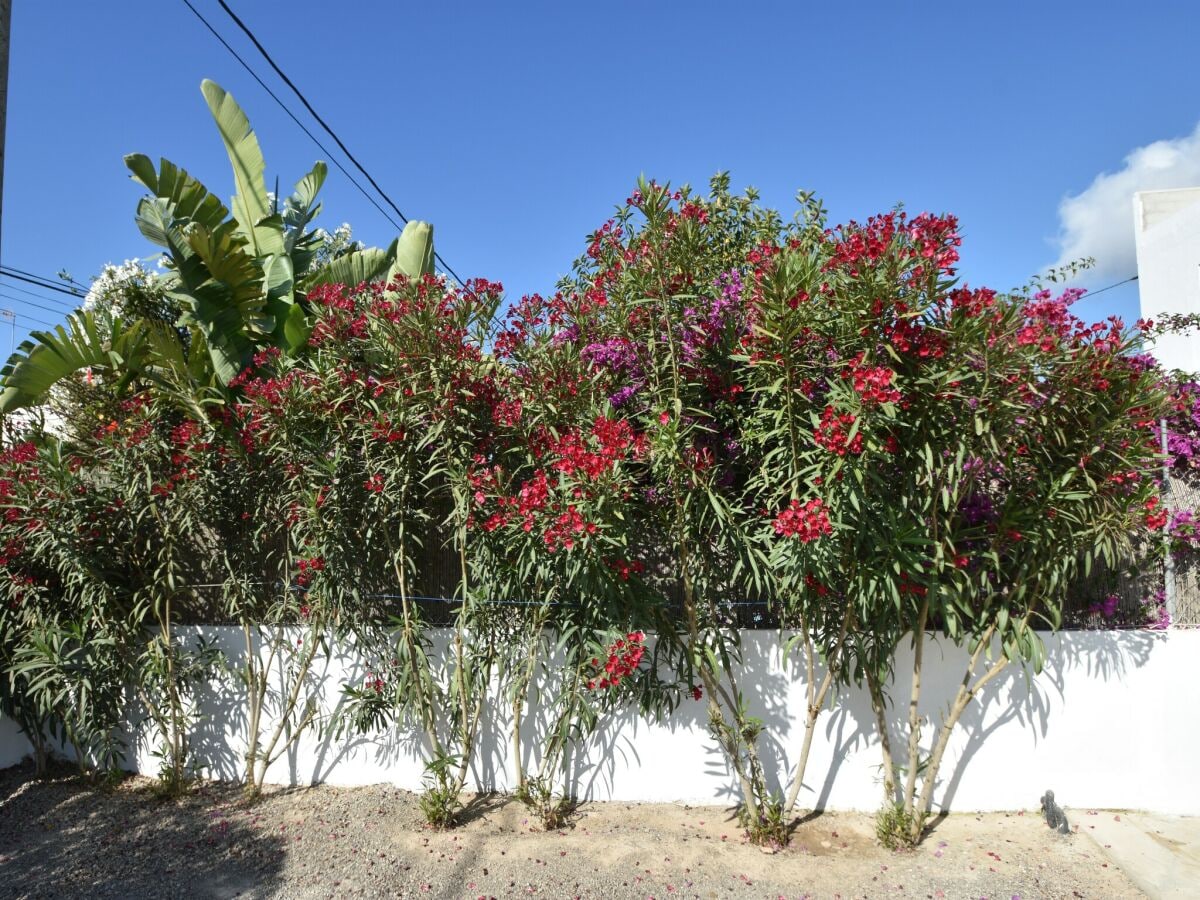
<box><xmin>301</xmin><ymin>220</ymin><xmax>434</xmax><ymax>292</ymax></box>
<box><xmin>0</xmin><ymin>79</ymin><xmax>437</xmax><ymax>414</ymax></box>
<box><xmin>0</xmin><ymin>311</ymin><xmax>173</xmax><ymax>414</ymax></box>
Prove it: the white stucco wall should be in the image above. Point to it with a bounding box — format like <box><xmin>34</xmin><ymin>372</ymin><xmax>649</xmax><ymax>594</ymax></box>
<box><xmin>2</xmin><ymin>628</ymin><xmax>1197</xmax><ymax>815</ymax></box>
<box><xmin>0</xmin><ymin>714</ymin><xmax>29</xmax><ymax>768</ymax></box>
<box><xmin>1134</xmin><ymin>188</ymin><xmax>1200</xmax><ymax>374</ymax></box>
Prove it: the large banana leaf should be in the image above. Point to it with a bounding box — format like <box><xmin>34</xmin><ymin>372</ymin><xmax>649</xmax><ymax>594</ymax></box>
<box><xmin>263</xmin><ymin>253</ymin><xmax>307</xmax><ymax>353</ymax></box>
<box><xmin>174</xmin><ymin>220</ymin><xmax>272</xmax><ymax>383</ymax></box>
<box><xmin>385</xmin><ymin>220</ymin><xmax>435</xmax><ymax>285</ymax></box>
<box><xmin>279</xmin><ymin>301</ymin><xmax>312</xmax><ymax>352</ymax></box>
<box><xmin>283</xmin><ymin>161</ymin><xmax>328</xmax><ymax>277</ymax></box>
<box><xmin>125</xmin><ymin>155</ymin><xmax>229</xmax><ymax>246</ymax></box>
<box><xmin>204</xmin><ymin>80</ymin><xmax>307</xmax><ymax>355</ymax></box>
<box><xmin>201</xmin><ymin>80</ymin><xmax>286</xmax><ymax>261</ymax></box>
<box><xmin>301</xmin><ymin>246</ymin><xmax>390</xmax><ymax>291</ymax></box>
<box><xmin>0</xmin><ymin>311</ymin><xmax>159</xmax><ymax>413</ymax></box>
<box><xmin>302</xmin><ymin>220</ymin><xmax>436</xmax><ymax>292</ymax></box>
<box><xmin>138</xmin><ymin>324</ymin><xmax>222</xmax><ymax>423</ymax></box>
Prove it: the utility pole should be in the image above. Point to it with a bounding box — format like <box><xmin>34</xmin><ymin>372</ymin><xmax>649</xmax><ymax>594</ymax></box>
<box><xmin>0</xmin><ymin>0</ymin><xmax>9</xmax><ymax>437</ymax></box>
<box><xmin>0</xmin><ymin>0</ymin><xmax>10</xmax><ymax>272</ymax></box>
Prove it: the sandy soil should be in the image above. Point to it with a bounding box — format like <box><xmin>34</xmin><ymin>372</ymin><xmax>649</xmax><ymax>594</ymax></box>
<box><xmin>0</xmin><ymin>762</ymin><xmax>1143</xmax><ymax>899</ymax></box>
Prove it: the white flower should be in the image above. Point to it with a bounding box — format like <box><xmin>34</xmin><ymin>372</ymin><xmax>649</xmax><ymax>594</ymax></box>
<box><xmin>83</xmin><ymin>259</ymin><xmax>160</xmax><ymax>313</ymax></box>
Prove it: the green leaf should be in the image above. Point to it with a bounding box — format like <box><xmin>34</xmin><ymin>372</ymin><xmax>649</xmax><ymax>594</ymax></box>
<box><xmin>201</xmin><ymin>79</ymin><xmax>286</xmax><ymax>260</ymax></box>
<box><xmin>175</xmin><ymin>220</ymin><xmax>270</xmax><ymax>382</ymax></box>
<box><xmin>385</xmin><ymin>221</ymin><xmax>435</xmax><ymax>284</ymax></box>
<box><xmin>279</xmin><ymin>302</ymin><xmax>312</xmax><ymax>353</ymax></box>
<box><xmin>284</xmin><ymin>162</ymin><xmax>328</xmax><ymax>276</ymax></box>
<box><xmin>302</xmin><ymin>246</ymin><xmax>390</xmax><ymax>291</ymax></box>
<box><xmin>125</xmin><ymin>154</ymin><xmax>229</xmax><ymax>237</ymax></box>
<box><xmin>0</xmin><ymin>310</ymin><xmax>162</xmax><ymax>412</ymax></box>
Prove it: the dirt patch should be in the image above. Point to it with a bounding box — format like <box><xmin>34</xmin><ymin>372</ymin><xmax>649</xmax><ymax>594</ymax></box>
<box><xmin>0</xmin><ymin>762</ymin><xmax>1143</xmax><ymax>898</ymax></box>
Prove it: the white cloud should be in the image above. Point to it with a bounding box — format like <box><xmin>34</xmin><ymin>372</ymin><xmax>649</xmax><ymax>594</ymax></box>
<box><xmin>1053</xmin><ymin>122</ymin><xmax>1200</xmax><ymax>282</ymax></box>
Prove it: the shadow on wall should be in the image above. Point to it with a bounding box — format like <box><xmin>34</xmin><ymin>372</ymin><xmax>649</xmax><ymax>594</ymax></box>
<box><xmin>560</xmin><ymin>631</ymin><xmax>795</xmax><ymax>806</ymax></box>
<box><xmin>0</xmin><ymin>715</ymin><xmax>32</xmax><ymax>769</ymax></box>
<box><xmin>99</xmin><ymin>625</ymin><xmax>1173</xmax><ymax>813</ymax></box>
<box><xmin>872</xmin><ymin>628</ymin><xmax>1166</xmax><ymax>813</ymax></box>
<box><xmin>0</xmin><ymin>761</ymin><xmax>287</xmax><ymax>898</ymax></box>
<box><xmin>557</xmin><ymin>627</ymin><xmax>1168</xmax><ymax>812</ymax></box>
<box><xmin>183</xmin><ymin>626</ymin><xmax>427</xmax><ymax>789</ymax></box>
<box><xmin>304</xmin><ymin>637</ymin><xmax>426</xmax><ymax>786</ymax></box>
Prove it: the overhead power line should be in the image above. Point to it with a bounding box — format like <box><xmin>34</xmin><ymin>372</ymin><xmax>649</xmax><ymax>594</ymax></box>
<box><xmin>14</xmin><ymin>312</ymin><xmax>57</xmax><ymax>330</ymax></box>
<box><xmin>1082</xmin><ymin>274</ymin><xmax>1138</xmax><ymax>299</ymax></box>
<box><xmin>0</xmin><ymin>267</ymin><xmax>84</xmax><ymax>298</ymax></box>
<box><xmin>181</xmin><ymin>0</ymin><xmax>465</xmax><ymax>286</ymax></box>
<box><xmin>213</xmin><ymin>0</ymin><xmax>410</xmax><ymax>227</ymax></box>
<box><xmin>0</xmin><ymin>291</ymin><xmax>72</xmax><ymax>319</ymax></box>
<box><xmin>1</xmin><ymin>264</ymin><xmax>86</xmax><ymax>293</ymax></box>
<box><xmin>0</xmin><ymin>277</ymin><xmax>76</xmax><ymax>308</ymax></box>
<box><xmin>0</xmin><ymin>308</ymin><xmax>57</xmax><ymax>331</ymax></box>
<box><xmin>179</xmin><ymin>0</ymin><xmax>408</xmax><ymax>239</ymax></box>
<box><xmin>210</xmin><ymin>0</ymin><xmax>465</xmax><ymax>286</ymax></box>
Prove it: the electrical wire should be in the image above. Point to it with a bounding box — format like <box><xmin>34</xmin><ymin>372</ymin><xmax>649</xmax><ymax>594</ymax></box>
<box><xmin>211</xmin><ymin>0</ymin><xmax>466</xmax><ymax>286</ymax></box>
<box><xmin>16</xmin><ymin>313</ymin><xmax>58</xmax><ymax>331</ymax></box>
<box><xmin>0</xmin><ymin>292</ymin><xmax>72</xmax><ymax>319</ymax></box>
<box><xmin>0</xmin><ymin>278</ymin><xmax>77</xmax><ymax>308</ymax></box>
<box><xmin>0</xmin><ymin>265</ymin><xmax>88</xmax><ymax>293</ymax></box>
<box><xmin>0</xmin><ymin>268</ymin><xmax>84</xmax><ymax>298</ymax></box>
<box><xmin>179</xmin><ymin>0</ymin><xmax>410</xmax><ymax>241</ymax></box>
<box><xmin>1081</xmin><ymin>275</ymin><xmax>1138</xmax><ymax>299</ymax></box>
<box><xmin>0</xmin><ymin>266</ymin><xmax>84</xmax><ymax>295</ymax></box>
<box><xmin>0</xmin><ymin>310</ymin><xmax>58</xmax><ymax>330</ymax></box>
<box><xmin>213</xmin><ymin>0</ymin><xmax>410</xmax><ymax>227</ymax></box>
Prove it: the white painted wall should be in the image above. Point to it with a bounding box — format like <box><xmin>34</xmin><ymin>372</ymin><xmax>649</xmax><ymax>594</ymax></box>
<box><xmin>1134</xmin><ymin>188</ymin><xmax>1200</xmax><ymax>374</ymax></box>
<box><xmin>0</xmin><ymin>714</ymin><xmax>29</xmax><ymax>768</ymax></box>
<box><xmin>2</xmin><ymin>629</ymin><xmax>1197</xmax><ymax>816</ymax></box>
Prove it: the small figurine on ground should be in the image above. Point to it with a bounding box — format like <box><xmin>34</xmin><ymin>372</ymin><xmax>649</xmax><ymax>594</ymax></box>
<box><xmin>1040</xmin><ymin>790</ymin><xmax>1070</xmax><ymax>834</ymax></box>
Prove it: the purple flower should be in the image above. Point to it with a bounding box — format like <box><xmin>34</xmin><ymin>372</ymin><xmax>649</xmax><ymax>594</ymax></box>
<box><xmin>582</xmin><ymin>337</ymin><xmax>640</xmax><ymax>373</ymax></box>
<box><xmin>551</xmin><ymin>324</ymin><xmax>580</xmax><ymax>346</ymax></box>
<box><xmin>1088</xmin><ymin>594</ymin><xmax>1120</xmax><ymax>619</ymax></box>
<box><xmin>1126</xmin><ymin>352</ymin><xmax>1158</xmax><ymax>373</ymax></box>
<box><xmin>1144</xmin><ymin>589</ymin><xmax>1170</xmax><ymax>630</ymax></box>
<box><xmin>608</xmin><ymin>385</ymin><xmax>639</xmax><ymax>408</ymax></box>
<box><xmin>710</xmin><ymin>269</ymin><xmax>743</xmax><ymax>330</ymax></box>
<box><xmin>959</xmin><ymin>492</ymin><xmax>995</xmax><ymax>527</ymax></box>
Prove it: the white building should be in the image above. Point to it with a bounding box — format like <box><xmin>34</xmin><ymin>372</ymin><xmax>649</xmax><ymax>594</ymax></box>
<box><xmin>1134</xmin><ymin>187</ymin><xmax>1200</xmax><ymax>374</ymax></box>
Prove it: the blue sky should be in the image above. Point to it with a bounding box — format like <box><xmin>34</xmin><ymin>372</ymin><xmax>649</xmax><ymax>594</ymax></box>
<box><xmin>3</xmin><ymin>0</ymin><xmax>1199</xmax><ymax>347</ymax></box>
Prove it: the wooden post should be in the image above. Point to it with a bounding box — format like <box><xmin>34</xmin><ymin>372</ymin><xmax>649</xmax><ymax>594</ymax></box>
<box><xmin>0</xmin><ymin>0</ymin><xmax>10</xmax><ymax>271</ymax></box>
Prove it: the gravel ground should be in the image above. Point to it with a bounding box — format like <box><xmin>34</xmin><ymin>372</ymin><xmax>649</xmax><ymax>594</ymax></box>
<box><xmin>0</xmin><ymin>762</ymin><xmax>1143</xmax><ymax>899</ymax></box>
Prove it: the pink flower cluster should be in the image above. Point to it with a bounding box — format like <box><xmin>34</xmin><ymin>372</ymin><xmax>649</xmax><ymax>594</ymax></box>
<box><xmin>773</xmin><ymin>498</ymin><xmax>832</xmax><ymax>542</ymax></box>
<box><xmin>585</xmin><ymin>631</ymin><xmax>646</xmax><ymax>690</ymax></box>
<box><xmin>607</xmin><ymin>558</ymin><xmax>646</xmax><ymax>581</ymax></box>
<box><xmin>542</xmin><ymin>505</ymin><xmax>596</xmax><ymax>552</ymax></box>
<box><xmin>295</xmin><ymin>556</ymin><xmax>325</xmax><ymax>588</ymax></box>
<box><xmin>814</xmin><ymin>406</ymin><xmax>863</xmax><ymax>456</ymax></box>
<box><xmin>1144</xmin><ymin>496</ymin><xmax>1168</xmax><ymax>531</ymax></box>
<box><xmin>845</xmin><ymin>354</ymin><xmax>901</xmax><ymax>404</ymax></box>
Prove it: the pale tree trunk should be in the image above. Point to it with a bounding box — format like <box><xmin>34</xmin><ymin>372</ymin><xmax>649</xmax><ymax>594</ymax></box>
<box><xmin>783</xmin><ymin>605</ymin><xmax>853</xmax><ymax>817</ymax></box>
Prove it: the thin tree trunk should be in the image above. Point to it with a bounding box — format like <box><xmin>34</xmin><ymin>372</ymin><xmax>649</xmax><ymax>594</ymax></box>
<box><xmin>243</xmin><ymin>624</ymin><xmax>262</xmax><ymax>791</ymax></box>
<box><xmin>867</xmin><ymin>668</ymin><xmax>897</xmax><ymax>805</ymax></box>
<box><xmin>907</xmin><ymin>618</ymin><xmax>1025</xmax><ymax>844</ymax></box>
<box><xmin>251</xmin><ymin>625</ymin><xmax>320</xmax><ymax>792</ymax></box>
<box><xmin>785</xmin><ymin>606</ymin><xmax>853</xmax><ymax>815</ymax></box>
<box><xmin>901</xmin><ymin>600</ymin><xmax>929</xmax><ymax>822</ymax></box>
<box><xmin>511</xmin><ymin>615</ymin><xmax>543</xmax><ymax>790</ymax></box>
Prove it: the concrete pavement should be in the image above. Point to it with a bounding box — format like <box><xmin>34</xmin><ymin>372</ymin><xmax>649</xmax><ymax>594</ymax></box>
<box><xmin>1081</xmin><ymin>810</ymin><xmax>1200</xmax><ymax>899</ymax></box>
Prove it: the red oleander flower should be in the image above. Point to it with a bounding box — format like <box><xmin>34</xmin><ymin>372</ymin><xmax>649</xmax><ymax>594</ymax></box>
<box><xmin>773</xmin><ymin>498</ymin><xmax>832</xmax><ymax>542</ymax></box>
<box><xmin>814</xmin><ymin>406</ymin><xmax>863</xmax><ymax>456</ymax></box>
